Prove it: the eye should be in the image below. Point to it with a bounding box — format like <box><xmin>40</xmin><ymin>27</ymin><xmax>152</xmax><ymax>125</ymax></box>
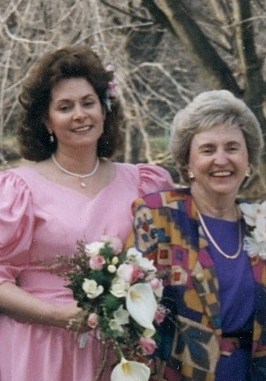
<box><xmin>83</xmin><ymin>100</ymin><xmax>94</xmax><ymax>107</ymax></box>
<box><xmin>201</xmin><ymin>146</ymin><xmax>215</xmax><ymax>154</ymax></box>
<box><xmin>227</xmin><ymin>144</ymin><xmax>239</xmax><ymax>152</ymax></box>
<box><xmin>82</xmin><ymin>96</ymin><xmax>97</xmax><ymax>107</ymax></box>
<box><xmin>57</xmin><ymin>104</ymin><xmax>72</xmax><ymax>112</ymax></box>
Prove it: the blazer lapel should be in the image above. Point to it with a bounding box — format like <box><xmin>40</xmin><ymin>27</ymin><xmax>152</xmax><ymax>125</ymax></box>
<box><xmin>191</xmin><ymin>218</ymin><xmax>222</xmax><ymax>334</ymax></box>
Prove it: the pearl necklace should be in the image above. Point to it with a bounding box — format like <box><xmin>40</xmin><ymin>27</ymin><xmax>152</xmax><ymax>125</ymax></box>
<box><xmin>51</xmin><ymin>154</ymin><xmax>100</xmax><ymax>188</ymax></box>
<box><xmin>197</xmin><ymin>211</ymin><xmax>242</xmax><ymax>259</ymax></box>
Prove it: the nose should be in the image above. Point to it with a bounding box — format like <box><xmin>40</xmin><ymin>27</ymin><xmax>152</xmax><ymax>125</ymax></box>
<box><xmin>213</xmin><ymin>148</ymin><xmax>229</xmax><ymax>165</ymax></box>
<box><xmin>73</xmin><ymin>104</ymin><xmax>87</xmax><ymax>120</ymax></box>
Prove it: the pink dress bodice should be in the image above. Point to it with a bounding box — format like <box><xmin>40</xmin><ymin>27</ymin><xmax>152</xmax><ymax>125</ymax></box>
<box><xmin>0</xmin><ymin>162</ymin><xmax>174</xmax><ymax>381</ymax></box>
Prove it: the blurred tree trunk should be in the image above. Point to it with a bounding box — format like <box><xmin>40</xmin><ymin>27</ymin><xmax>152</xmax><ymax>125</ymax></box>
<box><xmin>143</xmin><ymin>0</ymin><xmax>266</xmax><ymax>161</ymax></box>
<box><xmin>124</xmin><ymin>0</ymin><xmax>164</xmax><ymax>163</ymax></box>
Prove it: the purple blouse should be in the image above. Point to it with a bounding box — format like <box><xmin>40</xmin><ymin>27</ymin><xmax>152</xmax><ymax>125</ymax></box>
<box><xmin>202</xmin><ymin>215</ymin><xmax>255</xmax><ymax>380</ymax></box>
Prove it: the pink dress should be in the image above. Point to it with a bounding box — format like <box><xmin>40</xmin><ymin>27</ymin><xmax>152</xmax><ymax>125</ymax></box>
<box><xmin>0</xmin><ymin>162</ymin><xmax>174</xmax><ymax>381</ymax></box>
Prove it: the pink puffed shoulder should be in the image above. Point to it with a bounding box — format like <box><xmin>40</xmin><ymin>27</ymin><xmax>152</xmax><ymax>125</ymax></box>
<box><xmin>0</xmin><ymin>170</ymin><xmax>34</xmax><ymax>262</ymax></box>
<box><xmin>136</xmin><ymin>163</ymin><xmax>174</xmax><ymax>197</ymax></box>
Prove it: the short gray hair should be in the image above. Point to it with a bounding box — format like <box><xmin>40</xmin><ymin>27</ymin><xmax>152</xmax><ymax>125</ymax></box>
<box><xmin>170</xmin><ymin>90</ymin><xmax>264</xmax><ymax>184</ymax></box>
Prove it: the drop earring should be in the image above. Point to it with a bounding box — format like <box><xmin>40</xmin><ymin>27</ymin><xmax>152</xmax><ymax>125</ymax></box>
<box><xmin>49</xmin><ymin>133</ymin><xmax>54</xmax><ymax>143</ymax></box>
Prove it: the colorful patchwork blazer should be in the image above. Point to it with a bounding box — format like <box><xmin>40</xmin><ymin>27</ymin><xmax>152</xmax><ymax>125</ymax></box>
<box><xmin>132</xmin><ymin>188</ymin><xmax>266</xmax><ymax>381</ymax></box>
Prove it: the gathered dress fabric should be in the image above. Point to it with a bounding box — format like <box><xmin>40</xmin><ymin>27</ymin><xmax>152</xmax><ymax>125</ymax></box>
<box><xmin>0</xmin><ymin>163</ymin><xmax>173</xmax><ymax>381</ymax></box>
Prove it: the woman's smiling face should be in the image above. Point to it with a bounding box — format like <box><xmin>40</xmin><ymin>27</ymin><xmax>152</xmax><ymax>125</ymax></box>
<box><xmin>188</xmin><ymin>124</ymin><xmax>249</xmax><ymax>199</ymax></box>
<box><xmin>46</xmin><ymin>77</ymin><xmax>105</xmax><ymax>153</ymax></box>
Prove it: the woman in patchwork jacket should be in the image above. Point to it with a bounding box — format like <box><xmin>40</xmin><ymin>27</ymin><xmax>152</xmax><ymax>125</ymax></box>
<box><xmin>133</xmin><ymin>90</ymin><xmax>266</xmax><ymax>381</ymax></box>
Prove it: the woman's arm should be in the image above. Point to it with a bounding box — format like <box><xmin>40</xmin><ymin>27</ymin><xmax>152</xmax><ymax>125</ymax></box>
<box><xmin>0</xmin><ymin>281</ymin><xmax>85</xmax><ymax>330</ymax></box>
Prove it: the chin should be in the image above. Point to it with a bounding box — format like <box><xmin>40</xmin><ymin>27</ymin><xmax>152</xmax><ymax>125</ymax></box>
<box><xmin>210</xmin><ymin>186</ymin><xmax>239</xmax><ymax>196</ymax></box>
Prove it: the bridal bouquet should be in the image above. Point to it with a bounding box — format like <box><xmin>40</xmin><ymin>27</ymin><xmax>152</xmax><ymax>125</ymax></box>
<box><xmin>240</xmin><ymin>200</ymin><xmax>266</xmax><ymax>260</ymax></box>
<box><xmin>56</xmin><ymin>235</ymin><xmax>166</xmax><ymax>381</ymax></box>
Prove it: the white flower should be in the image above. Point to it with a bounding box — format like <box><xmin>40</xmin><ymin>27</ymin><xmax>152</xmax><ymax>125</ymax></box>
<box><xmin>240</xmin><ymin>201</ymin><xmax>266</xmax><ymax>227</ymax></box>
<box><xmin>110</xmin><ymin>277</ymin><xmax>128</xmax><ymax>298</ymax></box>
<box><xmin>109</xmin><ymin>305</ymin><xmax>129</xmax><ymax>334</ymax></box>
<box><xmin>244</xmin><ymin>236</ymin><xmax>266</xmax><ymax>260</ymax></box>
<box><xmin>112</xmin><ymin>256</ymin><xmax>119</xmax><ymax>265</ymax></box>
<box><xmin>253</xmin><ymin>217</ymin><xmax>266</xmax><ymax>243</ymax></box>
<box><xmin>84</xmin><ymin>242</ymin><xmax>105</xmax><ymax>257</ymax></box>
<box><xmin>114</xmin><ymin>305</ymin><xmax>129</xmax><ymax>325</ymax></box>
<box><xmin>108</xmin><ymin>264</ymin><xmax>117</xmax><ymax>273</ymax></box>
<box><xmin>101</xmin><ymin>235</ymin><xmax>123</xmax><ymax>254</ymax></box>
<box><xmin>126</xmin><ymin>283</ymin><xmax>157</xmax><ymax>334</ymax></box>
<box><xmin>137</xmin><ymin>257</ymin><xmax>157</xmax><ymax>272</ymax></box>
<box><xmin>126</xmin><ymin>248</ymin><xmax>143</xmax><ymax>267</ymax></box>
<box><xmin>82</xmin><ymin>279</ymin><xmax>104</xmax><ymax>299</ymax></box>
<box><xmin>126</xmin><ymin>248</ymin><xmax>156</xmax><ymax>272</ymax></box>
<box><xmin>111</xmin><ymin>358</ymin><xmax>150</xmax><ymax>381</ymax></box>
<box><xmin>142</xmin><ymin>328</ymin><xmax>157</xmax><ymax>338</ymax></box>
<box><xmin>240</xmin><ymin>201</ymin><xmax>266</xmax><ymax>260</ymax></box>
<box><xmin>117</xmin><ymin>263</ymin><xmax>134</xmax><ymax>283</ymax></box>
<box><xmin>109</xmin><ymin>319</ymin><xmax>124</xmax><ymax>335</ymax></box>
<box><xmin>126</xmin><ymin>247</ymin><xmax>142</xmax><ymax>260</ymax></box>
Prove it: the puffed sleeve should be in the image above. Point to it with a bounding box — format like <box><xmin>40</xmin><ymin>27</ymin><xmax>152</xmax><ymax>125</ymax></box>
<box><xmin>136</xmin><ymin>164</ymin><xmax>174</xmax><ymax>197</ymax></box>
<box><xmin>0</xmin><ymin>170</ymin><xmax>35</xmax><ymax>283</ymax></box>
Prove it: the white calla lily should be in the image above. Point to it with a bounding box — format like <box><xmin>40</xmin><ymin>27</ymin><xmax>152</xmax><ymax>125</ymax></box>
<box><xmin>111</xmin><ymin>358</ymin><xmax>150</xmax><ymax>381</ymax></box>
<box><xmin>126</xmin><ymin>283</ymin><xmax>157</xmax><ymax>333</ymax></box>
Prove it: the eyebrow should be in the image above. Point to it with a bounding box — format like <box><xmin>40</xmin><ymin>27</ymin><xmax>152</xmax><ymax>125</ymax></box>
<box><xmin>54</xmin><ymin>94</ymin><xmax>96</xmax><ymax>103</ymax></box>
<box><xmin>198</xmin><ymin>141</ymin><xmax>241</xmax><ymax>149</ymax></box>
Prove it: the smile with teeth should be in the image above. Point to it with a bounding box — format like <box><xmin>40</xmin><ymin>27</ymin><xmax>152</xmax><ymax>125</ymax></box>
<box><xmin>72</xmin><ymin>125</ymin><xmax>92</xmax><ymax>132</ymax></box>
<box><xmin>209</xmin><ymin>170</ymin><xmax>233</xmax><ymax>177</ymax></box>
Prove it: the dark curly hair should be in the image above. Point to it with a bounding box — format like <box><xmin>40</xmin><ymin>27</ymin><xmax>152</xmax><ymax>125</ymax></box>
<box><xmin>17</xmin><ymin>45</ymin><xmax>124</xmax><ymax>161</ymax></box>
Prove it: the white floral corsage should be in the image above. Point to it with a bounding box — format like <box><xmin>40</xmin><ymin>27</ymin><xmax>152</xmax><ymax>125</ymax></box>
<box><xmin>239</xmin><ymin>200</ymin><xmax>266</xmax><ymax>260</ymax></box>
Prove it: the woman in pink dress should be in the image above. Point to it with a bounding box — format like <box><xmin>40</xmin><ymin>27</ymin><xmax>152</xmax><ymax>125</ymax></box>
<box><xmin>0</xmin><ymin>45</ymin><xmax>174</xmax><ymax>381</ymax></box>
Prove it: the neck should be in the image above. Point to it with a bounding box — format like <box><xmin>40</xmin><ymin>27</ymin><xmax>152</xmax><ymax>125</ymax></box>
<box><xmin>53</xmin><ymin>150</ymin><xmax>98</xmax><ymax>175</ymax></box>
<box><xmin>191</xmin><ymin>188</ymin><xmax>238</xmax><ymax>221</ymax></box>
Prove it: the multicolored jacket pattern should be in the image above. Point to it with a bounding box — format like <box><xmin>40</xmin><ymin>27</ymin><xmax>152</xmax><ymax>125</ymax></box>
<box><xmin>132</xmin><ymin>188</ymin><xmax>266</xmax><ymax>381</ymax></box>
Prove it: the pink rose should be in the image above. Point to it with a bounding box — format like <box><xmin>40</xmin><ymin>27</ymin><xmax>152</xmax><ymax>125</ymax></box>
<box><xmin>154</xmin><ymin>305</ymin><xmax>168</xmax><ymax>325</ymax></box>
<box><xmin>117</xmin><ymin>264</ymin><xmax>144</xmax><ymax>284</ymax></box>
<box><xmin>139</xmin><ymin>337</ymin><xmax>157</xmax><ymax>355</ymax></box>
<box><xmin>89</xmin><ymin>255</ymin><xmax>106</xmax><ymax>271</ymax></box>
<box><xmin>131</xmin><ymin>266</ymin><xmax>145</xmax><ymax>283</ymax></box>
<box><xmin>87</xmin><ymin>313</ymin><xmax>99</xmax><ymax>329</ymax></box>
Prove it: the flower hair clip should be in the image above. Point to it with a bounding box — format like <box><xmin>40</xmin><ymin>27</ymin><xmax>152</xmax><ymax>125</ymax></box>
<box><xmin>104</xmin><ymin>64</ymin><xmax>119</xmax><ymax>112</ymax></box>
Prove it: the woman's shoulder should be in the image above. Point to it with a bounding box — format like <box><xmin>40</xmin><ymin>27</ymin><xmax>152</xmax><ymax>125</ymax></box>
<box><xmin>1</xmin><ymin>165</ymin><xmax>33</xmax><ymax>186</ymax></box>
<box><xmin>0</xmin><ymin>165</ymin><xmax>43</xmax><ymax>192</ymax></box>
<box><xmin>132</xmin><ymin>186</ymin><xmax>192</xmax><ymax>211</ymax></box>
<box><xmin>114</xmin><ymin>162</ymin><xmax>175</xmax><ymax>196</ymax></box>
